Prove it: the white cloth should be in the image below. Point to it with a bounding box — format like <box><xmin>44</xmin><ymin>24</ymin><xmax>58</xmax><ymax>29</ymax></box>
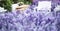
<box><xmin>11</xmin><ymin>4</ymin><xmax>19</xmax><ymax>11</ymax></box>
<box><xmin>37</xmin><ymin>1</ymin><xmax>51</xmax><ymax>12</ymax></box>
<box><xmin>0</xmin><ymin>7</ymin><xmax>7</xmax><ymax>12</ymax></box>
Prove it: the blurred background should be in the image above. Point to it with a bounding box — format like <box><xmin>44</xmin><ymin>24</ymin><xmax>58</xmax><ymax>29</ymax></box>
<box><xmin>0</xmin><ymin>0</ymin><xmax>32</xmax><ymax>12</ymax></box>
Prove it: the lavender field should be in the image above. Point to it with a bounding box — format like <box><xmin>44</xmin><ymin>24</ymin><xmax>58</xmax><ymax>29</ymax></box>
<box><xmin>0</xmin><ymin>0</ymin><xmax>60</xmax><ymax>31</ymax></box>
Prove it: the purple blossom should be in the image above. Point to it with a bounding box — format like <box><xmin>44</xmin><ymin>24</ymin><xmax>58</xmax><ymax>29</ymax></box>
<box><xmin>0</xmin><ymin>1</ymin><xmax>59</xmax><ymax>31</ymax></box>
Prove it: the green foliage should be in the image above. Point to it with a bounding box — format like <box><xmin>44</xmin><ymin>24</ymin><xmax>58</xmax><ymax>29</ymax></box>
<box><xmin>13</xmin><ymin>0</ymin><xmax>32</xmax><ymax>4</ymax></box>
<box><xmin>0</xmin><ymin>0</ymin><xmax>12</xmax><ymax>12</ymax></box>
<box><xmin>4</xmin><ymin>0</ymin><xmax>12</xmax><ymax>12</ymax></box>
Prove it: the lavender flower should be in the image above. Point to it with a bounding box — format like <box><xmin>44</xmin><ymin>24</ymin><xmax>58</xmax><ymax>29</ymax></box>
<box><xmin>0</xmin><ymin>1</ymin><xmax>59</xmax><ymax>31</ymax></box>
